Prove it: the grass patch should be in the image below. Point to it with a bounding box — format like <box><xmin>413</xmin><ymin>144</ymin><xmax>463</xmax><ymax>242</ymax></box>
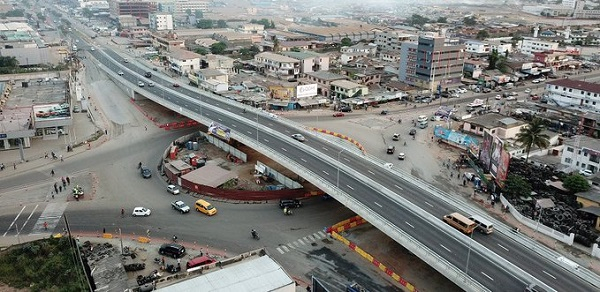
<box><xmin>0</xmin><ymin>237</ymin><xmax>87</xmax><ymax>292</ymax></box>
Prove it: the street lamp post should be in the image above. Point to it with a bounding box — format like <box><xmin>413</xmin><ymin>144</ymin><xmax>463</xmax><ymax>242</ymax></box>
<box><xmin>336</xmin><ymin>150</ymin><xmax>344</xmax><ymax>188</ymax></box>
<box><xmin>256</xmin><ymin>109</ymin><xmax>259</xmax><ymax>142</ymax></box>
<box><xmin>465</xmin><ymin>230</ymin><xmax>474</xmax><ymax>275</ymax></box>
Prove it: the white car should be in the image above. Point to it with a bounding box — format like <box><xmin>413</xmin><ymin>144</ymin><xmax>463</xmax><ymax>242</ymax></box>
<box><xmin>457</xmin><ymin>88</ymin><xmax>467</xmax><ymax>94</ymax></box>
<box><xmin>384</xmin><ymin>162</ymin><xmax>393</xmax><ymax>169</ymax></box>
<box><xmin>148</xmin><ymin>81</ymin><xmax>155</xmax><ymax>87</ymax></box>
<box><xmin>291</xmin><ymin>134</ymin><xmax>306</xmax><ymax>142</ymax></box>
<box><xmin>398</xmin><ymin>153</ymin><xmax>405</xmax><ymax>160</ymax></box>
<box><xmin>506</xmin><ymin>96</ymin><xmax>517</xmax><ymax>101</ymax></box>
<box><xmin>580</xmin><ymin>169</ymin><xmax>593</xmax><ymax>177</ymax></box>
<box><xmin>495</xmin><ymin>95</ymin><xmax>502</xmax><ymax>100</ymax></box>
<box><xmin>167</xmin><ymin>184</ymin><xmax>180</xmax><ymax>195</ymax></box>
<box><xmin>524</xmin><ymin>88</ymin><xmax>531</xmax><ymax>93</ymax></box>
<box><xmin>132</xmin><ymin>207</ymin><xmax>151</xmax><ymax>217</ymax></box>
<box><xmin>118</xmin><ymin>71</ymin><xmax>124</xmax><ymax>76</ymax></box>
<box><xmin>138</xmin><ymin>81</ymin><xmax>145</xmax><ymax>87</ymax></box>
<box><xmin>90</xmin><ymin>47</ymin><xmax>95</xmax><ymax>51</ymax></box>
<box><xmin>531</xmin><ymin>79</ymin><xmax>540</xmax><ymax>84</ymax></box>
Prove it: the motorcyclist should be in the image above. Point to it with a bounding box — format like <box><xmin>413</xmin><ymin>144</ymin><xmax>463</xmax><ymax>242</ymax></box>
<box><xmin>242</xmin><ymin>108</ymin><xmax>247</xmax><ymax>113</ymax></box>
<box><xmin>172</xmin><ymin>235</ymin><xmax>178</xmax><ymax>242</ymax></box>
<box><xmin>121</xmin><ymin>208</ymin><xmax>125</xmax><ymax>218</ymax></box>
<box><xmin>251</xmin><ymin>229</ymin><xmax>257</xmax><ymax>238</ymax></box>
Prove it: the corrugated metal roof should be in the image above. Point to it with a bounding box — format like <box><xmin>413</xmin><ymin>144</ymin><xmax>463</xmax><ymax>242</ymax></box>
<box><xmin>157</xmin><ymin>256</ymin><xmax>294</xmax><ymax>292</ymax></box>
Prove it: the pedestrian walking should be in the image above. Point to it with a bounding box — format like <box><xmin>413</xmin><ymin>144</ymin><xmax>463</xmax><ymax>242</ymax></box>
<box><xmin>51</xmin><ymin>169</ymin><xmax>55</xmax><ymax>177</ymax></box>
<box><xmin>44</xmin><ymin>152</ymin><xmax>49</xmax><ymax>159</ymax></box>
<box><xmin>145</xmin><ymin>125</ymin><xmax>148</xmax><ymax>131</ymax></box>
<box><xmin>105</xmin><ymin>129</ymin><xmax>108</xmax><ymax>135</ymax></box>
<box><xmin>103</xmin><ymin>228</ymin><xmax>106</xmax><ymax>234</ymax></box>
<box><xmin>62</xmin><ymin>177</ymin><xmax>66</xmax><ymax>187</ymax></box>
<box><xmin>13</xmin><ymin>163</ymin><xmax>16</xmax><ymax>170</ymax></box>
<box><xmin>54</xmin><ymin>183</ymin><xmax>58</xmax><ymax>193</ymax></box>
<box><xmin>66</xmin><ymin>176</ymin><xmax>70</xmax><ymax>185</ymax></box>
<box><xmin>60</xmin><ymin>155</ymin><xmax>63</xmax><ymax>162</ymax></box>
<box><xmin>59</xmin><ymin>186</ymin><xmax>62</xmax><ymax>192</ymax></box>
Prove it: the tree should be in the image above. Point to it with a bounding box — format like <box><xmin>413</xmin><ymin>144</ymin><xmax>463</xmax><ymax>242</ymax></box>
<box><xmin>194</xmin><ymin>47</ymin><xmax>209</xmax><ymax>55</ymax></box>
<box><xmin>562</xmin><ymin>174</ymin><xmax>590</xmax><ymax>193</ymax></box>
<box><xmin>437</xmin><ymin>17</ymin><xmax>447</xmax><ymax>23</ymax></box>
<box><xmin>250</xmin><ymin>18</ymin><xmax>273</xmax><ymax>29</ymax></box>
<box><xmin>476</xmin><ymin>29</ymin><xmax>489</xmax><ymax>40</ymax></box>
<box><xmin>186</xmin><ymin>9</ymin><xmax>192</xmax><ymax>16</ymax></box>
<box><xmin>409</xmin><ymin>14</ymin><xmax>430</xmax><ymax>26</ymax></box>
<box><xmin>196</xmin><ymin>19</ymin><xmax>213</xmax><ymax>29</ymax></box>
<box><xmin>503</xmin><ymin>175</ymin><xmax>532</xmax><ymax>199</ymax></box>
<box><xmin>195</xmin><ymin>10</ymin><xmax>203</xmax><ymax>19</ymax></box>
<box><xmin>270</xmin><ymin>20</ymin><xmax>276</xmax><ymax>29</ymax></box>
<box><xmin>249</xmin><ymin>45</ymin><xmax>260</xmax><ymax>54</ymax></box>
<box><xmin>463</xmin><ymin>16</ymin><xmax>477</xmax><ymax>26</ymax></box>
<box><xmin>82</xmin><ymin>8</ymin><xmax>92</xmax><ymax>20</ymax></box>
<box><xmin>5</xmin><ymin>9</ymin><xmax>25</xmax><ymax>17</ymax></box>
<box><xmin>341</xmin><ymin>37</ymin><xmax>352</xmax><ymax>47</ymax></box>
<box><xmin>290</xmin><ymin>47</ymin><xmax>301</xmax><ymax>52</ymax></box>
<box><xmin>216</xmin><ymin>20</ymin><xmax>227</xmax><ymax>28</ymax></box>
<box><xmin>272</xmin><ymin>38</ymin><xmax>280</xmax><ymax>52</ymax></box>
<box><xmin>210</xmin><ymin>42</ymin><xmax>227</xmax><ymax>54</ymax></box>
<box><xmin>515</xmin><ymin>118</ymin><xmax>550</xmax><ymax>163</ymax></box>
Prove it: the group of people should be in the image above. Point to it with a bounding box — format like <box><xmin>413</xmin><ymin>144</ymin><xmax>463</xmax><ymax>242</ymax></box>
<box><xmin>52</xmin><ymin>176</ymin><xmax>71</xmax><ymax>196</ymax></box>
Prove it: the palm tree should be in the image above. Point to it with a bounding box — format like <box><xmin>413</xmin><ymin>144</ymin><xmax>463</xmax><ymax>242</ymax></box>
<box><xmin>515</xmin><ymin>118</ymin><xmax>550</xmax><ymax>163</ymax></box>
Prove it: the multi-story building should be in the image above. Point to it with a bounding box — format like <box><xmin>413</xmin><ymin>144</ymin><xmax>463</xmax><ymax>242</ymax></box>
<box><xmin>109</xmin><ymin>0</ymin><xmax>157</xmax><ymax>18</ymax></box>
<box><xmin>380</xmin><ymin>50</ymin><xmax>400</xmax><ymax>62</ymax></box>
<box><xmin>200</xmin><ymin>54</ymin><xmax>234</xmax><ymax>74</ymax></box>
<box><xmin>290</xmin><ymin>25</ymin><xmax>378</xmax><ymax>43</ymax></box>
<box><xmin>255</xmin><ymin>52</ymin><xmax>300</xmax><ymax>81</ymax></box>
<box><xmin>545</xmin><ymin>79</ymin><xmax>600</xmax><ymax>112</ymax></box>
<box><xmin>398</xmin><ymin>36</ymin><xmax>465</xmax><ymax>91</ymax></box>
<box><xmin>518</xmin><ymin>38</ymin><xmax>559</xmax><ymax>55</ymax></box>
<box><xmin>151</xmin><ymin>33</ymin><xmax>185</xmax><ymax>51</ymax></box>
<box><xmin>340</xmin><ymin>43</ymin><xmax>377</xmax><ymax>56</ymax></box>
<box><xmin>238</xmin><ymin>24</ymin><xmax>264</xmax><ymax>35</ymax></box>
<box><xmin>561</xmin><ymin>136</ymin><xmax>600</xmax><ymax>175</ymax></box>
<box><xmin>302</xmin><ymin>71</ymin><xmax>347</xmax><ymax>98</ymax></box>
<box><xmin>158</xmin><ymin>0</ymin><xmax>209</xmax><ymax>17</ymax></box>
<box><xmin>573</xmin><ymin>0</ymin><xmax>600</xmax><ymax>19</ymax></box>
<box><xmin>465</xmin><ymin>40</ymin><xmax>490</xmax><ymax>55</ymax></box>
<box><xmin>79</xmin><ymin>0</ymin><xmax>110</xmax><ymax>11</ymax></box>
<box><xmin>374</xmin><ymin>30</ymin><xmax>416</xmax><ymax>52</ymax></box>
<box><xmin>167</xmin><ymin>48</ymin><xmax>201</xmax><ymax>75</ymax></box>
<box><xmin>279</xmin><ymin>51</ymin><xmax>329</xmax><ymax>73</ymax></box>
<box><xmin>149</xmin><ymin>13</ymin><xmax>173</xmax><ymax>31</ymax></box>
<box><xmin>330</xmin><ymin>80</ymin><xmax>368</xmax><ymax>101</ymax></box>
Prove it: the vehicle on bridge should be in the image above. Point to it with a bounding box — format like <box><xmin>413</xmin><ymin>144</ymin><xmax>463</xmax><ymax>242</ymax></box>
<box><xmin>291</xmin><ymin>134</ymin><xmax>306</xmax><ymax>142</ymax></box>
<box><xmin>443</xmin><ymin>212</ymin><xmax>477</xmax><ymax>235</ymax></box>
<box><xmin>468</xmin><ymin>214</ymin><xmax>494</xmax><ymax>234</ymax></box>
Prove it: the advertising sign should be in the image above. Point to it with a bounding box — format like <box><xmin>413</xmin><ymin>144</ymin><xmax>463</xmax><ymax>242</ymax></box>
<box><xmin>433</xmin><ymin>125</ymin><xmax>480</xmax><ymax>155</ymax></box>
<box><xmin>496</xmin><ymin>150</ymin><xmax>511</xmax><ymax>187</ymax></box>
<box><xmin>269</xmin><ymin>86</ymin><xmax>295</xmax><ymax>100</ymax></box>
<box><xmin>296</xmin><ymin>84</ymin><xmax>318</xmax><ymax>99</ymax></box>
<box><xmin>208</xmin><ymin>122</ymin><xmax>230</xmax><ymax>141</ymax></box>
<box><xmin>489</xmin><ymin>135</ymin><xmax>503</xmax><ymax>177</ymax></box>
<box><xmin>478</xmin><ymin>130</ymin><xmax>493</xmax><ymax>171</ymax></box>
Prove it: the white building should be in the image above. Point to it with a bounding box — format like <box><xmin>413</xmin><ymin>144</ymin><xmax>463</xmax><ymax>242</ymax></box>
<box><xmin>518</xmin><ymin>38</ymin><xmax>559</xmax><ymax>55</ymax></box>
<box><xmin>168</xmin><ymin>48</ymin><xmax>201</xmax><ymax>75</ymax></box>
<box><xmin>159</xmin><ymin>0</ymin><xmax>209</xmax><ymax>16</ymax></box>
<box><xmin>149</xmin><ymin>13</ymin><xmax>174</xmax><ymax>31</ymax></box>
<box><xmin>279</xmin><ymin>51</ymin><xmax>329</xmax><ymax>73</ymax></box>
<box><xmin>79</xmin><ymin>0</ymin><xmax>109</xmax><ymax>10</ymax></box>
<box><xmin>465</xmin><ymin>40</ymin><xmax>490</xmax><ymax>54</ymax></box>
<box><xmin>561</xmin><ymin>136</ymin><xmax>600</xmax><ymax>175</ymax></box>
<box><xmin>340</xmin><ymin>43</ymin><xmax>377</xmax><ymax>56</ymax></box>
<box><xmin>374</xmin><ymin>30</ymin><xmax>416</xmax><ymax>52</ymax></box>
<box><xmin>255</xmin><ymin>52</ymin><xmax>300</xmax><ymax>80</ymax></box>
<box><xmin>545</xmin><ymin>79</ymin><xmax>600</xmax><ymax>112</ymax></box>
<box><xmin>238</xmin><ymin>23</ymin><xmax>264</xmax><ymax>35</ymax></box>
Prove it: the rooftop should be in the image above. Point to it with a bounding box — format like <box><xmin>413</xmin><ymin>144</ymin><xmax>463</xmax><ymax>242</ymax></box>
<box><xmin>279</xmin><ymin>51</ymin><xmax>322</xmax><ymax>60</ymax></box>
<box><xmin>255</xmin><ymin>52</ymin><xmax>299</xmax><ymax>64</ymax></box>
<box><xmin>563</xmin><ymin>135</ymin><xmax>600</xmax><ymax>151</ymax></box>
<box><xmin>169</xmin><ymin>48</ymin><xmax>202</xmax><ymax>60</ymax></box>
<box><xmin>198</xmin><ymin>69</ymin><xmax>226</xmax><ymax>77</ymax></box>
<box><xmin>304</xmin><ymin>71</ymin><xmax>347</xmax><ymax>81</ymax></box>
<box><xmin>465</xmin><ymin>113</ymin><xmax>526</xmax><ymax>129</ymax></box>
<box><xmin>331</xmin><ymin>80</ymin><xmax>364</xmax><ymax>89</ymax></box>
<box><xmin>575</xmin><ymin>189</ymin><xmax>600</xmax><ymax>204</ymax></box>
<box><xmin>547</xmin><ymin>78</ymin><xmax>600</xmax><ymax>94</ymax></box>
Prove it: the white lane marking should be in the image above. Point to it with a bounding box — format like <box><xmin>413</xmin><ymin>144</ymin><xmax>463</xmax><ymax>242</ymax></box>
<box><xmin>439</xmin><ymin>244</ymin><xmax>452</xmax><ymax>253</ymax></box>
<box><xmin>218</xmin><ymin>118</ymin><xmax>222</xmax><ymax>121</ymax></box>
<box><xmin>308</xmin><ymin>235</ymin><xmax>316</xmax><ymax>241</ymax></box>
<box><xmin>313</xmin><ymin>233</ymin><xmax>322</xmax><ymax>239</ymax></box>
<box><xmin>322</xmin><ymin>170</ymin><xmax>330</xmax><ymax>176</ymax></box>
<box><xmin>394</xmin><ymin>185</ymin><xmax>404</xmax><ymax>190</ymax></box>
<box><xmin>300</xmin><ymin>158</ymin><xmax>307</xmax><ymax>163</ymax></box>
<box><xmin>303</xmin><ymin>237</ymin><xmax>309</xmax><ymax>242</ymax></box>
<box><xmin>263</xmin><ymin>139</ymin><xmax>269</xmax><ymax>143</ymax></box>
<box><xmin>20</xmin><ymin>205</ymin><xmax>39</xmax><ymax>235</ymax></box>
<box><xmin>405</xmin><ymin>222</ymin><xmax>414</xmax><ymax>228</ymax></box>
<box><xmin>322</xmin><ymin>147</ymin><xmax>329</xmax><ymax>151</ymax></box>
<box><xmin>374</xmin><ymin>202</ymin><xmax>382</xmax><ymax>208</ymax></box>
<box><xmin>231</xmin><ymin>124</ymin><xmax>237</xmax><ymax>128</ymax></box>
<box><xmin>346</xmin><ymin>185</ymin><xmax>354</xmax><ymax>190</ymax></box>
<box><xmin>318</xmin><ymin>231</ymin><xmax>327</xmax><ymax>237</ymax></box>
<box><xmin>3</xmin><ymin>206</ymin><xmax>27</xmax><ymax>236</ymax></box>
<box><xmin>367</xmin><ymin>170</ymin><xmax>374</xmax><ymax>174</ymax></box>
<box><xmin>281</xmin><ymin>148</ymin><xmax>288</xmax><ymax>152</ymax></box>
<box><xmin>343</xmin><ymin>158</ymin><xmax>350</xmax><ymax>162</ymax></box>
<box><xmin>287</xmin><ymin>243</ymin><xmax>295</xmax><ymax>249</ymax></box>
<box><xmin>481</xmin><ymin>272</ymin><xmax>494</xmax><ymax>281</ymax></box>
<box><xmin>293</xmin><ymin>242</ymin><xmax>300</xmax><ymax>247</ymax></box>
<box><xmin>247</xmin><ymin>131</ymin><xmax>252</xmax><ymax>134</ymax></box>
<box><xmin>497</xmin><ymin>244</ymin><xmax>509</xmax><ymax>252</ymax></box>
<box><xmin>298</xmin><ymin>239</ymin><xmax>307</xmax><ymax>245</ymax></box>
<box><xmin>285</xmin><ymin>130</ymin><xmax>290</xmax><ymax>133</ymax></box>
<box><xmin>424</xmin><ymin>201</ymin><xmax>433</xmax><ymax>207</ymax></box>
<box><xmin>281</xmin><ymin>246</ymin><xmax>290</xmax><ymax>252</ymax></box>
<box><xmin>277</xmin><ymin>247</ymin><xmax>284</xmax><ymax>254</ymax></box>
<box><xmin>268</xmin><ymin>123</ymin><xmax>273</xmax><ymax>126</ymax></box>
<box><xmin>542</xmin><ymin>270</ymin><xmax>556</xmax><ymax>280</ymax></box>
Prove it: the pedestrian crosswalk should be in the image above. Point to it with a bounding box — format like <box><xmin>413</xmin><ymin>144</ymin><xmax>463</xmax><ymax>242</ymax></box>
<box><xmin>275</xmin><ymin>231</ymin><xmax>328</xmax><ymax>255</ymax></box>
<box><xmin>32</xmin><ymin>202</ymin><xmax>69</xmax><ymax>234</ymax></box>
<box><xmin>2</xmin><ymin>202</ymin><xmax>68</xmax><ymax>237</ymax></box>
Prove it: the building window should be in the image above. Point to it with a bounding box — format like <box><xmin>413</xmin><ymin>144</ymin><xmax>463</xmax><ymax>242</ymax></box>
<box><xmin>565</xmin><ymin>157</ymin><xmax>572</xmax><ymax>164</ymax></box>
<box><xmin>591</xmin><ymin>155</ymin><xmax>600</xmax><ymax>163</ymax></box>
<box><xmin>566</xmin><ymin>147</ymin><xmax>574</xmax><ymax>152</ymax></box>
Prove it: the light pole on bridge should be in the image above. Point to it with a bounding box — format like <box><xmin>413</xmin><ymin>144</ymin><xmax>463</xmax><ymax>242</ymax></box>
<box><xmin>336</xmin><ymin>149</ymin><xmax>344</xmax><ymax>188</ymax></box>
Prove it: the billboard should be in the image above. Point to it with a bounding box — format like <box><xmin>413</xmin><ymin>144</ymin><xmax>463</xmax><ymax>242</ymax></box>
<box><xmin>433</xmin><ymin>125</ymin><xmax>480</xmax><ymax>155</ymax></box>
<box><xmin>478</xmin><ymin>130</ymin><xmax>493</xmax><ymax>171</ymax></box>
<box><xmin>489</xmin><ymin>135</ymin><xmax>503</xmax><ymax>178</ymax></box>
<box><xmin>496</xmin><ymin>150</ymin><xmax>511</xmax><ymax>187</ymax></box>
<box><xmin>268</xmin><ymin>85</ymin><xmax>295</xmax><ymax>100</ymax></box>
<box><xmin>208</xmin><ymin>122</ymin><xmax>230</xmax><ymax>141</ymax></box>
<box><xmin>296</xmin><ymin>84</ymin><xmax>318</xmax><ymax>99</ymax></box>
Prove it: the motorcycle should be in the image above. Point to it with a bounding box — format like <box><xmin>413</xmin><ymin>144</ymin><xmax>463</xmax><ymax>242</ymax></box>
<box><xmin>283</xmin><ymin>207</ymin><xmax>292</xmax><ymax>215</ymax></box>
<box><xmin>251</xmin><ymin>230</ymin><xmax>260</xmax><ymax>240</ymax></box>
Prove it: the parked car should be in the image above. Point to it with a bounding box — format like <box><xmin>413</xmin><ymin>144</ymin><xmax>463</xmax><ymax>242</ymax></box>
<box><xmin>132</xmin><ymin>207</ymin><xmax>151</xmax><ymax>217</ymax></box>
<box><xmin>386</xmin><ymin>145</ymin><xmax>395</xmax><ymax>154</ymax></box>
<box><xmin>279</xmin><ymin>199</ymin><xmax>302</xmax><ymax>209</ymax></box>
<box><xmin>140</xmin><ymin>166</ymin><xmax>152</xmax><ymax>178</ymax></box>
<box><xmin>123</xmin><ymin>58</ymin><xmax>129</xmax><ymax>63</ymax></box>
<box><xmin>580</xmin><ymin>169</ymin><xmax>594</xmax><ymax>177</ymax></box>
<box><xmin>159</xmin><ymin>243</ymin><xmax>186</xmax><ymax>259</ymax></box>
<box><xmin>495</xmin><ymin>95</ymin><xmax>502</xmax><ymax>100</ymax></box>
<box><xmin>171</xmin><ymin>200</ymin><xmax>190</xmax><ymax>213</ymax></box>
<box><xmin>340</xmin><ymin>106</ymin><xmax>352</xmax><ymax>112</ymax></box>
<box><xmin>152</xmin><ymin>67</ymin><xmax>158</xmax><ymax>71</ymax></box>
<box><xmin>333</xmin><ymin>112</ymin><xmax>345</xmax><ymax>117</ymax></box>
<box><xmin>524</xmin><ymin>88</ymin><xmax>532</xmax><ymax>93</ymax></box>
<box><xmin>291</xmin><ymin>134</ymin><xmax>306</xmax><ymax>142</ymax></box>
<box><xmin>167</xmin><ymin>185</ymin><xmax>180</xmax><ymax>195</ymax></box>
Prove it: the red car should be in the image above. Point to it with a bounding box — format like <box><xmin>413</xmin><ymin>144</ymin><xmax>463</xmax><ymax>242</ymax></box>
<box><xmin>333</xmin><ymin>112</ymin><xmax>345</xmax><ymax>117</ymax></box>
<box><xmin>172</xmin><ymin>83</ymin><xmax>180</xmax><ymax>87</ymax></box>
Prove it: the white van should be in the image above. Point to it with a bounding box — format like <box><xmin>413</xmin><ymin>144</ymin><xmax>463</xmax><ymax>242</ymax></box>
<box><xmin>417</xmin><ymin>115</ymin><xmax>428</xmax><ymax>123</ymax></box>
<box><xmin>418</xmin><ymin>121</ymin><xmax>428</xmax><ymax>129</ymax></box>
<box><xmin>468</xmin><ymin>214</ymin><xmax>494</xmax><ymax>234</ymax></box>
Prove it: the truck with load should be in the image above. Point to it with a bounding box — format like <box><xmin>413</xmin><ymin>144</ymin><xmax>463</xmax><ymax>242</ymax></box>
<box><xmin>467</xmin><ymin>99</ymin><xmax>484</xmax><ymax>108</ymax></box>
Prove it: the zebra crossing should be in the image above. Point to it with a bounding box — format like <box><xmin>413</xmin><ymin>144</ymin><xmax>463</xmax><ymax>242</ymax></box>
<box><xmin>2</xmin><ymin>202</ymin><xmax>68</xmax><ymax>237</ymax></box>
<box><xmin>275</xmin><ymin>231</ymin><xmax>328</xmax><ymax>254</ymax></box>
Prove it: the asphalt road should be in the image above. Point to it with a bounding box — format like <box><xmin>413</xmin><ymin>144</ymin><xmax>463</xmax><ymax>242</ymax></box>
<box><xmin>71</xmin><ymin>38</ymin><xmax>600</xmax><ymax>292</ymax></box>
